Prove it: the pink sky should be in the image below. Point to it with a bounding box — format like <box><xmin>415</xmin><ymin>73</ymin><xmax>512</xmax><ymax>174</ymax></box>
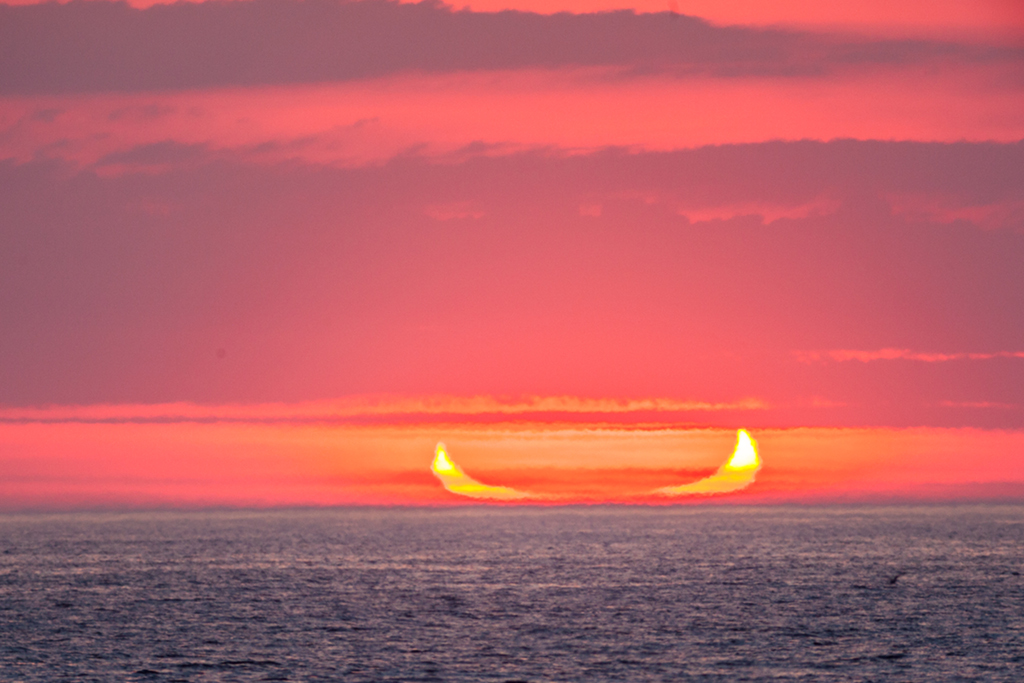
<box><xmin>1</xmin><ymin>0</ymin><xmax>1022</xmax><ymax>507</ymax></box>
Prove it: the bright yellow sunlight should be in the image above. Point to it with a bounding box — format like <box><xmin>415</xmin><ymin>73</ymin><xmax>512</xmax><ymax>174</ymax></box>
<box><xmin>432</xmin><ymin>444</ymin><xmax>459</xmax><ymax>474</ymax></box>
<box><xmin>656</xmin><ymin>429</ymin><xmax>762</xmax><ymax>496</ymax></box>
<box><xmin>431</xmin><ymin>430</ymin><xmax>762</xmax><ymax>500</ymax></box>
<box><xmin>430</xmin><ymin>442</ymin><xmax>528</xmax><ymax>500</ymax></box>
<box><xmin>725</xmin><ymin>429</ymin><xmax>759</xmax><ymax>470</ymax></box>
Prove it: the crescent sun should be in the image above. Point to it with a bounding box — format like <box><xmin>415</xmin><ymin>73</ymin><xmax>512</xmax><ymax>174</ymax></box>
<box><xmin>430</xmin><ymin>429</ymin><xmax>762</xmax><ymax>500</ymax></box>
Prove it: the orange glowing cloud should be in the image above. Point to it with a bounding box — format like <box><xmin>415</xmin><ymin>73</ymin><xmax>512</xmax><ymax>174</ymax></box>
<box><xmin>0</xmin><ymin>395</ymin><xmax>766</xmax><ymax>424</ymax></box>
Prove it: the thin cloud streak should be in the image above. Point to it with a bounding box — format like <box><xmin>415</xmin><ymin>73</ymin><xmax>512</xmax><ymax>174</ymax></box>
<box><xmin>0</xmin><ymin>396</ymin><xmax>769</xmax><ymax>425</ymax></box>
<box><xmin>797</xmin><ymin>349</ymin><xmax>1024</xmax><ymax>363</ymax></box>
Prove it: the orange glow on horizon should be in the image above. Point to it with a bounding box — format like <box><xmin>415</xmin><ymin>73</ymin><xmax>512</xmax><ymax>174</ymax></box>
<box><xmin>1</xmin><ymin>415</ymin><xmax>1022</xmax><ymax>509</ymax></box>
<box><xmin>7</xmin><ymin>406</ymin><xmax>1015</xmax><ymax>510</ymax></box>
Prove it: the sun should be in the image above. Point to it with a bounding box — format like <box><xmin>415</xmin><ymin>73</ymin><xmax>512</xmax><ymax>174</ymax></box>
<box><xmin>431</xmin><ymin>429</ymin><xmax>763</xmax><ymax>500</ymax></box>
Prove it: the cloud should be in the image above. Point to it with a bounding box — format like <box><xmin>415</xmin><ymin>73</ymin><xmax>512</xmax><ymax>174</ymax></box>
<box><xmin>448</xmin><ymin>0</ymin><xmax>1024</xmax><ymax>41</ymax></box>
<box><xmin>797</xmin><ymin>349</ymin><xmax>1024</xmax><ymax>363</ymax></box>
<box><xmin>677</xmin><ymin>197</ymin><xmax>840</xmax><ymax>224</ymax></box>
<box><xmin>1</xmin><ymin>0</ymin><xmax>1019</xmax><ymax>94</ymax></box>
<box><xmin>888</xmin><ymin>193</ymin><xmax>1024</xmax><ymax>230</ymax></box>
<box><xmin>425</xmin><ymin>201</ymin><xmax>485</xmax><ymax>220</ymax></box>
<box><xmin>6</xmin><ymin>0</ymin><xmax>1023</xmax><ymax>43</ymax></box>
<box><xmin>0</xmin><ymin>396</ymin><xmax>769</xmax><ymax>425</ymax></box>
<box><xmin>3</xmin><ymin>67</ymin><xmax>1021</xmax><ymax>170</ymax></box>
<box><xmin>940</xmin><ymin>400</ymin><xmax>1020</xmax><ymax>409</ymax></box>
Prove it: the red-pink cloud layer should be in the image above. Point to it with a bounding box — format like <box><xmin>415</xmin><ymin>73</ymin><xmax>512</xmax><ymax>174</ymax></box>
<box><xmin>3</xmin><ymin>65</ymin><xmax>1022</xmax><ymax>169</ymax></box>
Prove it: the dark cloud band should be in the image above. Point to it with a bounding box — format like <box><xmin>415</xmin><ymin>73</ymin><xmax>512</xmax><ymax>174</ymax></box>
<box><xmin>1</xmin><ymin>0</ymin><xmax>1018</xmax><ymax>94</ymax></box>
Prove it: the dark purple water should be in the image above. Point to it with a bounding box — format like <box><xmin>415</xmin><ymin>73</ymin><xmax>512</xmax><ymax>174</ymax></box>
<box><xmin>2</xmin><ymin>505</ymin><xmax>1023</xmax><ymax>681</ymax></box>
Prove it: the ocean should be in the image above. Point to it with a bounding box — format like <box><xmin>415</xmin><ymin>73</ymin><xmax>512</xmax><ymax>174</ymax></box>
<box><xmin>2</xmin><ymin>505</ymin><xmax>1022</xmax><ymax>681</ymax></box>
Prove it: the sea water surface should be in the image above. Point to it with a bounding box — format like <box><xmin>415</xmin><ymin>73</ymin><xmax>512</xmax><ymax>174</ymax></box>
<box><xmin>1</xmin><ymin>505</ymin><xmax>1022</xmax><ymax>682</ymax></box>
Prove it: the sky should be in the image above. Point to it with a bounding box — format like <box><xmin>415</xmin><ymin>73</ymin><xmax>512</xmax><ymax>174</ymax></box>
<box><xmin>1</xmin><ymin>0</ymin><xmax>1023</xmax><ymax>508</ymax></box>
